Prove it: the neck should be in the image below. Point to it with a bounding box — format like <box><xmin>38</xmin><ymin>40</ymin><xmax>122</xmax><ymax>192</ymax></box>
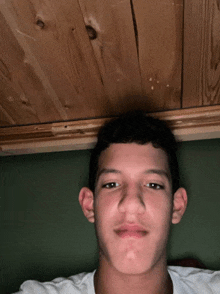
<box><xmin>94</xmin><ymin>258</ymin><xmax>173</xmax><ymax>294</ymax></box>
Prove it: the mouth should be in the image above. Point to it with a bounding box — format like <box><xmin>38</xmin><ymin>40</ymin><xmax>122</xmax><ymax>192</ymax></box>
<box><xmin>114</xmin><ymin>224</ymin><xmax>147</xmax><ymax>239</ymax></box>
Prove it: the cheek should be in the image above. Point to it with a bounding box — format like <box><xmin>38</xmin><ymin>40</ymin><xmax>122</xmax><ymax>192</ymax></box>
<box><xmin>95</xmin><ymin>192</ymin><xmax>117</xmax><ymax>211</ymax></box>
<box><xmin>94</xmin><ymin>195</ymin><xmax>116</xmax><ymax>226</ymax></box>
<box><xmin>147</xmin><ymin>196</ymin><xmax>173</xmax><ymax>225</ymax></box>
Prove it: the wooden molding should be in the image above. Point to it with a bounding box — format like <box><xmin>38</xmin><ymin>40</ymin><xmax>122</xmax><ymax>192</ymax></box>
<box><xmin>1</xmin><ymin>105</ymin><xmax>220</xmax><ymax>156</ymax></box>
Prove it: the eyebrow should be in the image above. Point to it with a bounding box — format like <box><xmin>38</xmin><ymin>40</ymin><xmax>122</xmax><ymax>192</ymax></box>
<box><xmin>97</xmin><ymin>168</ymin><xmax>121</xmax><ymax>180</ymax></box>
<box><xmin>144</xmin><ymin>169</ymin><xmax>171</xmax><ymax>181</ymax></box>
<box><xmin>97</xmin><ymin>168</ymin><xmax>170</xmax><ymax>181</ymax></box>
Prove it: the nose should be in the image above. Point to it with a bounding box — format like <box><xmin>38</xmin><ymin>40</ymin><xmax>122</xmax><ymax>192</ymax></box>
<box><xmin>118</xmin><ymin>184</ymin><xmax>145</xmax><ymax>214</ymax></box>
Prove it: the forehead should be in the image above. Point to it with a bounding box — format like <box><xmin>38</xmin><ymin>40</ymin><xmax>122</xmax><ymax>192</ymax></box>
<box><xmin>97</xmin><ymin>143</ymin><xmax>170</xmax><ymax>175</ymax></box>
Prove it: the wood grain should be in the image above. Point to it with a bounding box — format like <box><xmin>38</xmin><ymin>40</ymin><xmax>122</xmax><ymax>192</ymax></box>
<box><xmin>183</xmin><ymin>0</ymin><xmax>220</xmax><ymax>107</ymax></box>
<box><xmin>78</xmin><ymin>0</ymin><xmax>143</xmax><ymax>113</ymax></box>
<box><xmin>132</xmin><ymin>0</ymin><xmax>183</xmax><ymax>110</ymax></box>
<box><xmin>1</xmin><ymin>0</ymin><xmax>220</xmax><ymax>156</ymax></box>
<box><xmin>1</xmin><ymin>105</ymin><xmax>220</xmax><ymax>156</ymax></box>
<box><xmin>1</xmin><ymin>0</ymin><xmax>110</xmax><ymax>124</ymax></box>
<box><xmin>0</xmin><ymin>12</ymin><xmax>62</xmax><ymax>125</ymax></box>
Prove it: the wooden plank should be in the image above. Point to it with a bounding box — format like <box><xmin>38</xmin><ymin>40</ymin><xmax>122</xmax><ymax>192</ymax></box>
<box><xmin>1</xmin><ymin>0</ymin><xmax>110</xmax><ymax>122</ymax></box>
<box><xmin>183</xmin><ymin>0</ymin><xmax>220</xmax><ymax>107</ymax></box>
<box><xmin>132</xmin><ymin>0</ymin><xmax>183</xmax><ymax>110</ymax></box>
<box><xmin>0</xmin><ymin>12</ymin><xmax>62</xmax><ymax>126</ymax></box>
<box><xmin>78</xmin><ymin>0</ymin><xmax>143</xmax><ymax>113</ymax></box>
<box><xmin>1</xmin><ymin>105</ymin><xmax>220</xmax><ymax>156</ymax></box>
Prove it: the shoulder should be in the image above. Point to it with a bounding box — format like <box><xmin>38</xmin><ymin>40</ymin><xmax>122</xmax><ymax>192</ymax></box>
<box><xmin>13</xmin><ymin>271</ymin><xmax>96</xmax><ymax>294</ymax></box>
<box><xmin>168</xmin><ymin>266</ymin><xmax>220</xmax><ymax>293</ymax></box>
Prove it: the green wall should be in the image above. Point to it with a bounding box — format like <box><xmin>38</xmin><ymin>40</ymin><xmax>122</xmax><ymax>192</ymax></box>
<box><xmin>1</xmin><ymin>139</ymin><xmax>220</xmax><ymax>293</ymax></box>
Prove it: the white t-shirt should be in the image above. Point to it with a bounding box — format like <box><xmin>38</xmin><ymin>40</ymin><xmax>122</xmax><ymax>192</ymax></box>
<box><xmin>14</xmin><ymin>266</ymin><xmax>220</xmax><ymax>294</ymax></box>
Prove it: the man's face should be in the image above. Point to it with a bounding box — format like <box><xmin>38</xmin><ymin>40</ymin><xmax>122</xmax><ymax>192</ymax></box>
<box><xmin>93</xmin><ymin>143</ymin><xmax>175</xmax><ymax>275</ymax></box>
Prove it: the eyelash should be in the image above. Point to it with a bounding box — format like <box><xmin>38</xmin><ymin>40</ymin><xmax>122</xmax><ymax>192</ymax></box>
<box><xmin>102</xmin><ymin>182</ymin><xmax>164</xmax><ymax>190</ymax></box>
<box><xmin>146</xmin><ymin>183</ymin><xmax>164</xmax><ymax>190</ymax></box>
<box><xmin>102</xmin><ymin>182</ymin><xmax>119</xmax><ymax>189</ymax></box>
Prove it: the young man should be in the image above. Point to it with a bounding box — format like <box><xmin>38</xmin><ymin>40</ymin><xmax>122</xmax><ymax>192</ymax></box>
<box><xmin>14</xmin><ymin>111</ymin><xmax>220</xmax><ymax>293</ymax></box>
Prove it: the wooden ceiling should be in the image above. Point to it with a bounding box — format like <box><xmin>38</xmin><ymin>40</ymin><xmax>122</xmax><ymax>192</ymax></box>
<box><xmin>0</xmin><ymin>0</ymin><xmax>220</xmax><ymax>155</ymax></box>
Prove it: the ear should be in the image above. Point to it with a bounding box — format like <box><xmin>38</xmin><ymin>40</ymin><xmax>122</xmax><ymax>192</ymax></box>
<box><xmin>78</xmin><ymin>187</ymin><xmax>95</xmax><ymax>223</ymax></box>
<box><xmin>172</xmin><ymin>187</ymin><xmax>188</xmax><ymax>224</ymax></box>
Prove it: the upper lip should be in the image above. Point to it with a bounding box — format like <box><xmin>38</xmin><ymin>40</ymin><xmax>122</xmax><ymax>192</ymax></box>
<box><xmin>114</xmin><ymin>224</ymin><xmax>147</xmax><ymax>233</ymax></box>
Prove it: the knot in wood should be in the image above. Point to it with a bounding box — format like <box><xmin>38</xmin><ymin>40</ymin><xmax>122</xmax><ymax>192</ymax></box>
<box><xmin>85</xmin><ymin>25</ymin><xmax>97</xmax><ymax>40</ymax></box>
<box><xmin>36</xmin><ymin>19</ymin><xmax>45</xmax><ymax>29</ymax></box>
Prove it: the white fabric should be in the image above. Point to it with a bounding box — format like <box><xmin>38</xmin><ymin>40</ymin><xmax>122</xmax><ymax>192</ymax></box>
<box><xmin>13</xmin><ymin>271</ymin><xmax>96</xmax><ymax>294</ymax></box>
<box><xmin>169</xmin><ymin>266</ymin><xmax>220</xmax><ymax>294</ymax></box>
<box><xmin>14</xmin><ymin>266</ymin><xmax>220</xmax><ymax>294</ymax></box>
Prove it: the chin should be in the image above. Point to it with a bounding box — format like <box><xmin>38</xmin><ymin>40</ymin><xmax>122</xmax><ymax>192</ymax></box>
<box><xmin>112</xmin><ymin>257</ymin><xmax>153</xmax><ymax>276</ymax></box>
<box><xmin>116</xmin><ymin>265</ymin><xmax>151</xmax><ymax>276</ymax></box>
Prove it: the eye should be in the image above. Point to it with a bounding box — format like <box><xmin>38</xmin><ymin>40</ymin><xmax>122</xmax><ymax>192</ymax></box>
<box><xmin>146</xmin><ymin>183</ymin><xmax>164</xmax><ymax>190</ymax></box>
<box><xmin>102</xmin><ymin>182</ymin><xmax>120</xmax><ymax>189</ymax></box>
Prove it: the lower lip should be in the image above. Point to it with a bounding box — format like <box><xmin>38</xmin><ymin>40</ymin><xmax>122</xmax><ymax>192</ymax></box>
<box><xmin>116</xmin><ymin>230</ymin><xmax>147</xmax><ymax>239</ymax></box>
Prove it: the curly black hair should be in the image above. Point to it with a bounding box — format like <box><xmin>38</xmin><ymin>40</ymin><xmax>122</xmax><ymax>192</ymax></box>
<box><xmin>89</xmin><ymin>110</ymin><xmax>180</xmax><ymax>194</ymax></box>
